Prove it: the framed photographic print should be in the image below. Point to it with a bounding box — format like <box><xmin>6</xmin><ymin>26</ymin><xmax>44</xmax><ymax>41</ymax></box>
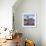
<box><xmin>22</xmin><ymin>12</ymin><xmax>36</xmax><ymax>27</ymax></box>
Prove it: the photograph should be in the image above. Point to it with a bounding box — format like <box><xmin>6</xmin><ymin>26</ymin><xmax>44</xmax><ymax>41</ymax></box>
<box><xmin>22</xmin><ymin>12</ymin><xmax>36</xmax><ymax>27</ymax></box>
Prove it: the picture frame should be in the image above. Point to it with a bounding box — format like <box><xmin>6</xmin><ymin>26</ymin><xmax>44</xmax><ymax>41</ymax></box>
<box><xmin>22</xmin><ymin>12</ymin><xmax>36</xmax><ymax>27</ymax></box>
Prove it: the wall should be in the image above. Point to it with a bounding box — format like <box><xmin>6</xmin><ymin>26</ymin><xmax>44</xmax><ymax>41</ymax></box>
<box><xmin>41</xmin><ymin>0</ymin><xmax>46</xmax><ymax>46</ymax></box>
<box><xmin>0</xmin><ymin>0</ymin><xmax>16</xmax><ymax>30</ymax></box>
<box><xmin>13</xmin><ymin>0</ymin><xmax>46</xmax><ymax>46</ymax></box>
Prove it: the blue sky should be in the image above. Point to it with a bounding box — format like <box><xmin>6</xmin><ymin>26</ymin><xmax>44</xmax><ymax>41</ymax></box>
<box><xmin>24</xmin><ymin>14</ymin><xmax>35</xmax><ymax>19</ymax></box>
